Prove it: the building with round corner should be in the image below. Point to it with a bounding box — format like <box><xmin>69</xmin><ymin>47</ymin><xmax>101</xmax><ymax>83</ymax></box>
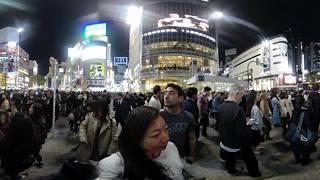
<box><xmin>128</xmin><ymin>0</ymin><xmax>218</xmax><ymax>92</ymax></box>
<box><xmin>229</xmin><ymin>35</ymin><xmax>296</xmax><ymax>90</ymax></box>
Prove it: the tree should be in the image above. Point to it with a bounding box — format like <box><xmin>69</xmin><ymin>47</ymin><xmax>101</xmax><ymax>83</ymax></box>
<box><xmin>305</xmin><ymin>71</ymin><xmax>320</xmax><ymax>83</ymax></box>
<box><xmin>30</xmin><ymin>75</ymin><xmax>46</xmax><ymax>87</ymax></box>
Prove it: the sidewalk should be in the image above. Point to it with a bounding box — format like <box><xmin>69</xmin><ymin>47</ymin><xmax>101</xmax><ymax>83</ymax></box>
<box><xmin>25</xmin><ymin>116</ymin><xmax>79</xmax><ymax>179</ymax></box>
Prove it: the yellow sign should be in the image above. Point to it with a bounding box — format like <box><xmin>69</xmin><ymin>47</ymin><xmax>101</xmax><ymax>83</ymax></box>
<box><xmin>89</xmin><ymin>63</ymin><xmax>104</xmax><ymax>79</ymax></box>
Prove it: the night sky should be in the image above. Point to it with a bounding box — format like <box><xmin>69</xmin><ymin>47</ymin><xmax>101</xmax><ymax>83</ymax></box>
<box><xmin>0</xmin><ymin>0</ymin><xmax>319</xmax><ymax>75</ymax></box>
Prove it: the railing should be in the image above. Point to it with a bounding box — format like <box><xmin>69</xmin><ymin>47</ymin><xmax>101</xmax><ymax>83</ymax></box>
<box><xmin>140</xmin><ymin>66</ymin><xmax>212</xmax><ymax>78</ymax></box>
<box><xmin>143</xmin><ymin>48</ymin><xmax>214</xmax><ymax>59</ymax></box>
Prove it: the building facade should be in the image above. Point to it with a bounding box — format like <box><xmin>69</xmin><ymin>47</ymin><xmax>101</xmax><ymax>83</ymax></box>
<box><xmin>0</xmin><ymin>27</ymin><xmax>30</xmax><ymax>90</ymax></box>
<box><xmin>307</xmin><ymin>42</ymin><xmax>320</xmax><ymax>72</ymax></box>
<box><xmin>128</xmin><ymin>0</ymin><xmax>217</xmax><ymax>91</ymax></box>
<box><xmin>67</xmin><ymin>23</ymin><xmax>113</xmax><ymax>91</ymax></box>
<box><xmin>229</xmin><ymin>35</ymin><xmax>296</xmax><ymax>90</ymax></box>
<box><xmin>28</xmin><ymin>60</ymin><xmax>38</xmax><ymax>88</ymax></box>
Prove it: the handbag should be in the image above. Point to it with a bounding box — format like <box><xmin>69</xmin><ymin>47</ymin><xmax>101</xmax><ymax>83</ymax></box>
<box><xmin>285</xmin><ymin>112</ymin><xmax>318</xmax><ymax>151</ymax></box>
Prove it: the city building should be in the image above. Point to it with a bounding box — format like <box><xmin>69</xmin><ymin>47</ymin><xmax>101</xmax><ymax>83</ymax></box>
<box><xmin>128</xmin><ymin>0</ymin><xmax>218</xmax><ymax>92</ymax></box>
<box><xmin>28</xmin><ymin>60</ymin><xmax>38</xmax><ymax>88</ymax></box>
<box><xmin>229</xmin><ymin>35</ymin><xmax>296</xmax><ymax>90</ymax></box>
<box><xmin>0</xmin><ymin>27</ymin><xmax>30</xmax><ymax>90</ymax></box>
<box><xmin>305</xmin><ymin>42</ymin><xmax>320</xmax><ymax>73</ymax></box>
<box><xmin>113</xmin><ymin>57</ymin><xmax>129</xmax><ymax>91</ymax></box>
<box><xmin>67</xmin><ymin>23</ymin><xmax>113</xmax><ymax>91</ymax></box>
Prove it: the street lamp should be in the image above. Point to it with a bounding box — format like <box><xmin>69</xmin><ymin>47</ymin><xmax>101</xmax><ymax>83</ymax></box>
<box><xmin>17</xmin><ymin>28</ymin><xmax>24</xmax><ymax>33</ymax></box>
<box><xmin>211</xmin><ymin>11</ymin><xmax>224</xmax><ymax>75</ymax></box>
<box><xmin>212</xmin><ymin>11</ymin><xmax>224</xmax><ymax>19</ymax></box>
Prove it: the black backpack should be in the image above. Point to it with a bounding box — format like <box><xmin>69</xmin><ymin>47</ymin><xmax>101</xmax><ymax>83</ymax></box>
<box><xmin>59</xmin><ymin>159</ymin><xmax>98</xmax><ymax>180</ymax></box>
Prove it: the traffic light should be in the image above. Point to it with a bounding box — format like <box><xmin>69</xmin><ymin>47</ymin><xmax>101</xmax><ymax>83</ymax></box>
<box><xmin>263</xmin><ymin>63</ymin><xmax>269</xmax><ymax>71</ymax></box>
<box><xmin>249</xmin><ymin>68</ymin><xmax>253</xmax><ymax>81</ymax></box>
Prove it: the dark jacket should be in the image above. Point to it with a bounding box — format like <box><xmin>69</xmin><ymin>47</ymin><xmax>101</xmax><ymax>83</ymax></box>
<box><xmin>218</xmin><ymin>101</ymin><xmax>251</xmax><ymax>149</ymax></box>
<box><xmin>114</xmin><ymin>99</ymin><xmax>131</xmax><ymax>126</ymax></box>
<box><xmin>0</xmin><ymin>114</ymin><xmax>36</xmax><ymax>175</ymax></box>
<box><xmin>181</xmin><ymin>98</ymin><xmax>199</xmax><ymax>123</ymax></box>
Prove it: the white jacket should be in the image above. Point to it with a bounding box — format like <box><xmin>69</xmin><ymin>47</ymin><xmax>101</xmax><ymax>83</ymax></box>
<box><xmin>148</xmin><ymin>96</ymin><xmax>162</xmax><ymax>110</ymax></box>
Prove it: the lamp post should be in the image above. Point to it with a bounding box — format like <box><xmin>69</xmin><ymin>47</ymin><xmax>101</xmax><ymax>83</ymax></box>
<box><xmin>211</xmin><ymin>11</ymin><xmax>223</xmax><ymax>75</ymax></box>
<box><xmin>247</xmin><ymin>60</ymin><xmax>257</xmax><ymax>89</ymax></box>
<box><xmin>49</xmin><ymin>57</ymin><xmax>58</xmax><ymax>137</ymax></box>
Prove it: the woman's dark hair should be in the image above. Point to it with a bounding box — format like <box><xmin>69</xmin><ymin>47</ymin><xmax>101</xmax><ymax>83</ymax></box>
<box><xmin>153</xmin><ymin>85</ymin><xmax>161</xmax><ymax>95</ymax></box>
<box><xmin>94</xmin><ymin>100</ymin><xmax>109</xmax><ymax>119</ymax></box>
<box><xmin>247</xmin><ymin>91</ymin><xmax>258</xmax><ymax>115</ymax></box>
<box><xmin>279</xmin><ymin>92</ymin><xmax>286</xmax><ymax>99</ymax></box>
<box><xmin>186</xmin><ymin>87</ymin><xmax>198</xmax><ymax>98</ymax></box>
<box><xmin>12</xmin><ymin>94</ymin><xmax>23</xmax><ymax>112</ymax></box>
<box><xmin>8</xmin><ymin>112</ymin><xmax>35</xmax><ymax>144</ymax></box>
<box><xmin>119</xmin><ymin>106</ymin><xmax>171</xmax><ymax>180</ymax></box>
<box><xmin>271</xmin><ymin>90</ymin><xmax>278</xmax><ymax>99</ymax></box>
<box><xmin>31</xmin><ymin>103</ymin><xmax>44</xmax><ymax>120</ymax></box>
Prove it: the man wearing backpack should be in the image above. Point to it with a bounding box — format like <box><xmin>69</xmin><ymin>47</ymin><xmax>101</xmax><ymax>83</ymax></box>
<box><xmin>160</xmin><ymin>83</ymin><xmax>197</xmax><ymax>163</ymax></box>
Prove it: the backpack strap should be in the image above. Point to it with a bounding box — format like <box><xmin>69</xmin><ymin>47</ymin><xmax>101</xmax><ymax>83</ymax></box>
<box><xmin>296</xmin><ymin>112</ymin><xmax>305</xmax><ymax>132</ymax></box>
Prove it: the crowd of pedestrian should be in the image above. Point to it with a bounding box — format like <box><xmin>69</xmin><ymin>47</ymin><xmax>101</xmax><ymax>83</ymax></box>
<box><xmin>0</xmin><ymin>83</ymin><xmax>320</xmax><ymax>179</ymax></box>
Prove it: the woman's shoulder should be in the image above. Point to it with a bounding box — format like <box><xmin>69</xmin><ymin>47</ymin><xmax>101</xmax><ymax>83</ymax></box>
<box><xmin>165</xmin><ymin>142</ymin><xmax>180</xmax><ymax>154</ymax></box>
<box><xmin>99</xmin><ymin>152</ymin><xmax>123</xmax><ymax>165</ymax></box>
<box><xmin>251</xmin><ymin>105</ymin><xmax>259</xmax><ymax>112</ymax></box>
<box><xmin>98</xmin><ymin>152</ymin><xmax>124</xmax><ymax>178</ymax></box>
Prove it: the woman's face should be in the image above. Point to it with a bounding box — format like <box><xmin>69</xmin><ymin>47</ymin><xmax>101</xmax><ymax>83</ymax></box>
<box><xmin>142</xmin><ymin>115</ymin><xmax>169</xmax><ymax>159</ymax></box>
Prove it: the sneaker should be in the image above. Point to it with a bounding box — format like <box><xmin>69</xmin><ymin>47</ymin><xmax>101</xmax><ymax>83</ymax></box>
<box><xmin>218</xmin><ymin>157</ymin><xmax>226</xmax><ymax>163</ymax></box>
<box><xmin>34</xmin><ymin>162</ymin><xmax>44</xmax><ymax>168</ymax></box>
<box><xmin>254</xmin><ymin>150</ymin><xmax>264</xmax><ymax>155</ymax></box>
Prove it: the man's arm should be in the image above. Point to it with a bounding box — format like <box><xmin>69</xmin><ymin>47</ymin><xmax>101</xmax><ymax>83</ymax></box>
<box><xmin>188</xmin><ymin>130</ymin><xmax>197</xmax><ymax>160</ymax></box>
<box><xmin>197</xmin><ymin>96</ymin><xmax>203</xmax><ymax>117</ymax></box>
<box><xmin>187</xmin><ymin>113</ymin><xmax>197</xmax><ymax>163</ymax></box>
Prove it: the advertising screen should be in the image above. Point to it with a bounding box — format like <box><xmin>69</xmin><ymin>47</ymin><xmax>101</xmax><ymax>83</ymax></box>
<box><xmin>158</xmin><ymin>14</ymin><xmax>209</xmax><ymax>32</ymax></box>
<box><xmin>89</xmin><ymin>63</ymin><xmax>104</xmax><ymax>79</ymax></box>
<box><xmin>84</xmin><ymin>23</ymin><xmax>106</xmax><ymax>38</ymax></box>
<box><xmin>82</xmin><ymin>46</ymin><xmax>106</xmax><ymax>60</ymax></box>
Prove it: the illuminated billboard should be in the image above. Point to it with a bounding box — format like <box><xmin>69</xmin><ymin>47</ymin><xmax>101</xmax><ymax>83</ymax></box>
<box><xmin>84</xmin><ymin>23</ymin><xmax>106</xmax><ymax>38</ymax></box>
<box><xmin>158</xmin><ymin>14</ymin><xmax>209</xmax><ymax>32</ymax></box>
<box><xmin>89</xmin><ymin>63</ymin><xmax>104</xmax><ymax>79</ymax></box>
<box><xmin>277</xmin><ymin>74</ymin><xmax>297</xmax><ymax>86</ymax></box>
<box><xmin>82</xmin><ymin>46</ymin><xmax>106</xmax><ymax>60</ymax></box>
<box><xmin>114</xmin><ymin>57</ymin><xmax>128</xmax><ymax>66</ymax></box>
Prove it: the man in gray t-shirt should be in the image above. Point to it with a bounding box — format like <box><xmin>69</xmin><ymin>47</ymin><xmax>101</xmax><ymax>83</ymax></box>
<box><xmin>160</xmin><ymin>83</ymin><xmax>197</xmax><ymax>162</ymax></box>
<box><xmin>160</xmin><ymin>109</ymin><xmax>195</xmax><ymax>157</ymax></box>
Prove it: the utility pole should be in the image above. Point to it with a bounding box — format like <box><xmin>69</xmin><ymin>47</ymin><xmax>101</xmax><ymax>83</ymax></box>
<box><xmin>49</xmin><ymin>57</ymin><xmax>58</xmax><ymax>137</ymax></box>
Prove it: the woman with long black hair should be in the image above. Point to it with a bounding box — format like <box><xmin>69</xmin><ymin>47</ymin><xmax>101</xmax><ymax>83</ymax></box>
<box><xmin>98</xmin><ymin>106</ymin><xmax>195</xmax><ymax>180</ymax></box>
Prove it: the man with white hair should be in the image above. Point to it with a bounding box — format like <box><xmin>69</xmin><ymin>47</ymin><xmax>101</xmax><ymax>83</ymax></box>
<box><xmin>218</xmin><ymin>84</ymin><xmax>262</xmax><ymax>177</ymax></box>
